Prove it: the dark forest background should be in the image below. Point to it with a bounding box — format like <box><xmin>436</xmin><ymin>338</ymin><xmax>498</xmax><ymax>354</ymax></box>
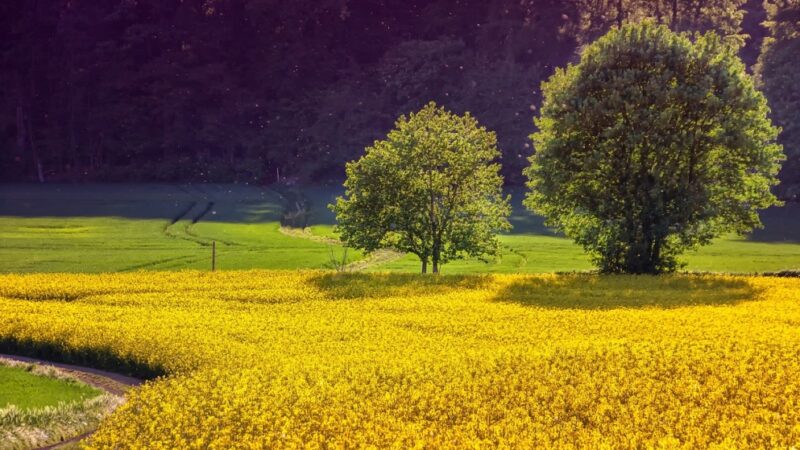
<box><xmin>1</xmin><ymin>0</ymin><xmax>798</xmax><ymax>197</ymax></box>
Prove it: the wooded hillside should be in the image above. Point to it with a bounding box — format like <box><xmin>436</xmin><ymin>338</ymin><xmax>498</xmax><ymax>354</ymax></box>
<box><xmin>1</xmin><ymin>0</ymin><xmax>797</xmax><ymax>196</ymax></box>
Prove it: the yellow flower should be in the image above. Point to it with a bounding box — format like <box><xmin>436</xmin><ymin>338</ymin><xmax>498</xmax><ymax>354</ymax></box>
<box><xmin>0</xmin><ymin>271</ymin><xmax>798</xmax><ymax>448</ymax></box>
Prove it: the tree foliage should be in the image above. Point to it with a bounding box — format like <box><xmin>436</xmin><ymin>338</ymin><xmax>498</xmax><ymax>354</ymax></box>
<box><xmin>3</xmin><ymin>0</ymin><xmax>782</xmax><ymax>186</ymax></box>
<box><xmin>332</xmin><ymin>102</ymin><xmax>511</xmax><ymax>273</ymax></box>
<box><xmin>525</xmin><ymin>22</ymin><xmax>784</xmax><ymax>274</ymax></box>
<box><xmin>573</xmin><ymin>0</ymin><xmax>748</xmax><ymax>43</ymax></box>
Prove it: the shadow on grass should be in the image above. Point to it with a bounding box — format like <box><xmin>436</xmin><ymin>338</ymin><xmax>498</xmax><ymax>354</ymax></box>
<box><xmin>0</xmin><ymin>183</ymin><xmax>286</xmax><ymax>224</ymax></box>
<box><xmin>309</xmin><ymin>272</ymin><xmax>494</xmax><ymax>299</ymax></box>
<box><xmin>493</xmin><ymin>274</ymin><xmax>762</xmax><ymax>310</ymax></box>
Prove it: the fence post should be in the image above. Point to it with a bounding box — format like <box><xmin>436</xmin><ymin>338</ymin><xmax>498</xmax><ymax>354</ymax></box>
<box><xmin>212</xmin><ymin>240</ymin><xmax>216</xmax><ymax>272</ymax></box>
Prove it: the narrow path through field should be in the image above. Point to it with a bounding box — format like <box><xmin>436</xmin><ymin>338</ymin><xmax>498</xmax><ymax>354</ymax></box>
<box><xmin>163</xmin><ymin>201</ymin><xmax>218</xmax><ymax>246</ymax></box>
<box><xmin>121</xmin><ymin>184</ymin><xmax>406</xmax><ymax>271</ymax></box>
<box><xmin>0</xmin><ymin>354</ymin><xmax>141</xmax><ymax>397</ymax></box>
<box><xmin>276</xmin><ymin>226</ymin><xmax>405</xmax><ymax>271</ymax></box>
<box><xmin>0</xmin><ymin>353</ymin><xmax>141</xmax><ymax>450</ymax></box>
<box><xmin>130</xmin><ymin>186</ymin><xmax>239</xmax><ymax>271</ymax></box>
<box><xmin>271</xmin><ymin>187</ymin><xmax>406</xmax><ymax>271</ymax></box>
<box><xmin>344</xmin><ymin>248</ymin><xmax>406</xmax><ymax>271</ymax></box>
<box><xmin>116</xmin><ymin>200</ymin><xmax>214</xmax><ymax>271</ymax></box>
<box><xmin>278</xmin><ymin>226</ymin><xmax>339</xmax><ymax>245</ymax></box>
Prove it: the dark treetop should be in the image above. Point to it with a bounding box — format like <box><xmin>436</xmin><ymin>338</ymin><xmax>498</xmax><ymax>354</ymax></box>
<box><xmin>1</xmin><ymin>0</ymin><xmax>797</xmax><ymax>196</ymax></box>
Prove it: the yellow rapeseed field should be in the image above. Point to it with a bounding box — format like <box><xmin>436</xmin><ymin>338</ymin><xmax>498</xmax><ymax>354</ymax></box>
<box><xmin>1</xmin><ymin>271</ymin><xmax>799</xmax><ymax>449</ymax></box>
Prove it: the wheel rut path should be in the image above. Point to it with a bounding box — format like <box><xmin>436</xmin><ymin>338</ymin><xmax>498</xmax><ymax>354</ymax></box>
<box><xmin>0</xmin><ymin>353</ymin><xmax>142</xmax><ymax>450</ymax></box>
<box><xmin>0</xmin><ymin>353</ymin><xmax>141</xmax><ymax>395</ymax></box>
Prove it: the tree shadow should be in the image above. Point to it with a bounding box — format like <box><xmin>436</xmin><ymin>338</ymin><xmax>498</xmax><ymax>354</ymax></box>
<box><xmin>309</xmin><ymin>272</ymin><xmax>494</xmax><ymax>299</ymax></box>
<box><xmin>493</xmin><ymin>274</ymin><xmax>762</xmax><ymax>310</ymax></box>
<box><xmin>0</xmin><ymin>183</ymin><xmax>286</xmax><ymax>223</ymax></box>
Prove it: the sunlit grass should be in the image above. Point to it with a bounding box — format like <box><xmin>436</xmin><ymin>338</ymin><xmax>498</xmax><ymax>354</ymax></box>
<box><xmin>0</xmin><ymin>364</ymin><xmax>99</xmax><ymax>410</ymax></box>
<box><xmin>0</xmin><ymin>358</ymin><xmax>121</xmax><ymax>449</ymax></box>
<box><xmin>1</xmin><ymin>184</ymin><xmax>799</xmax><ymax>273</ymax></box>
<box><xmin>0</xmin><ymin>184</ymin><xmax>356</xmax><ymax>272</ymax></box>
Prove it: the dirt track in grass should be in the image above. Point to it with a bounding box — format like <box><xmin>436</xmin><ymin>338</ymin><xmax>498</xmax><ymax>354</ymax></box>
<box><xmin>0</xmin><ymin>353</ymin><xmax>141</xmax><ymax>450</ymax></box>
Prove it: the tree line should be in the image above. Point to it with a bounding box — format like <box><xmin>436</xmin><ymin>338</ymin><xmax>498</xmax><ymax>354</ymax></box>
<box><xmin>0</xmin><ymin>0</ymin><xmax>798</xmax><ymax>198</ymax></box>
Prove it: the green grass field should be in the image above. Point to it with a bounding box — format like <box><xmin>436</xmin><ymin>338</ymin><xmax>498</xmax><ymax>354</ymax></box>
<box><xmin>0</xmin><ymin>364</ymin><xmax>100</xmax><ymax>410</ymax></box>
<box><xmin>1</xmin><ymin>183</ymin><xmax>799</xmax><ymax>273</ymax></box>
<box><xmin>0</xmin><ymin>184</ymin><xmax>356</xmax><ymax>272</ymax></box>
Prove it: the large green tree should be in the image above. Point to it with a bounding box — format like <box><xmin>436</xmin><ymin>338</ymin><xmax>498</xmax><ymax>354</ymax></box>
<box><xmin>525</xmin><ymin>22</ymin><xmax>784</xmax><ymax>274</ymax></box>
<box><xmin>332</xmin><ymin>102</ymin><xmax>511</xmax><ymax>274</ymax></box>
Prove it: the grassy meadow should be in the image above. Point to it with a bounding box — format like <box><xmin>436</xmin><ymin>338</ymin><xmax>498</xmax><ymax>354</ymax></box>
<box><xmin>0</xmin><ymin>357</ymin><xmax>122</xmax><ymax>449</ymax></box>
<box><xmin>0</xmin><ymin>184</ymin><xmax>356</xmax><ymax>273</ymax></box>
<box><xmin>1</xmin><ymin>183</ymin><xmax>799</xmax><ymax>274</ymax></box>
<box><xmin>0</xmin><ymin>363</ymin><xmax>99</xmax><ymax>410</ymax></box>
<box><xmin>1</xmin><ymin>271</ymin><xmax>799</xmax><ymax>447</ymax></box>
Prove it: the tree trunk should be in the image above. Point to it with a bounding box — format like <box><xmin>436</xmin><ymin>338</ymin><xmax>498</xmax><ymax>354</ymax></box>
<box><xmin>652</xmin><ymin>237</ymin><xmax>662</xmax><ymax>273</ymax></box>
<box><xmin>655</xmin><ymin>0</ymin><xmax>663</xmax><ymax>24</ymax></box>
<box><xmin>67</xmin><ymin>47</ymin><xmax>77</xmax><ymax>176</ymax></box>
<box><xmin>162</xmin><ymin>107</ymin><xmax>172</xmax><ymax>161</ymax></box>
<box><xmin>671</xmin><ymin>0</ymin><xmax>678</xmax><ymax>29</ymax></box>
<box><xmin>16</xmin><ymin>105</ymin><xmax>26</xmax><ymax>163</ymax></box>
<box><xmin>95</xmin><ymin>131</ymin><xmax>105</xmax><ymax>170</ymax></box>
<box><xmin>26</xmin><ymin>114</ymin><xmax>44</xmax><ymax>183</ymax></box>
<box><xmin>421</xmin><ymin>259</ymin><xmax>428</xmax><ymax>274</ymax></box>
<box><xmin>68</xmin><ymin>101</ymin><xmax>77</xmax><ymax>174</ymax></box>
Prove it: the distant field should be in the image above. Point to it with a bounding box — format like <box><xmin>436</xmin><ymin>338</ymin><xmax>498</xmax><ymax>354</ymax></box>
<box><xmin>1</xmin><ymin>183</ymin><xmax>800</xmax><ymax>273</ymax></box>
<box><xmin>0</xmin><ymin>184</ymin><xmax>358</xmax><ymax>273</ymax></box>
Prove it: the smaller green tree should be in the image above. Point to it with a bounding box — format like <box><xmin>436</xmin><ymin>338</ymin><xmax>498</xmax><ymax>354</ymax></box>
<box><xmin>331</xmin><ymin>102</ymin><xmax>511</xmax><ymax>273</ymax></box>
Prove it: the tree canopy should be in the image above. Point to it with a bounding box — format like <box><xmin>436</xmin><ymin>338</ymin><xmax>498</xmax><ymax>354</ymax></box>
<box><xmin>573</xmin><ymin>0</ymin><xmax>748</xmax><ymax>43</ymax></box>
<box><xmin>524</xmin><ymin>21</ymin><xmax>784</xmax><ymax>274</ymax></box>
<box><xmin>332</xmin><ymin>102</ymin><xmax>511</xmax><ymax>273</ymax></box>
